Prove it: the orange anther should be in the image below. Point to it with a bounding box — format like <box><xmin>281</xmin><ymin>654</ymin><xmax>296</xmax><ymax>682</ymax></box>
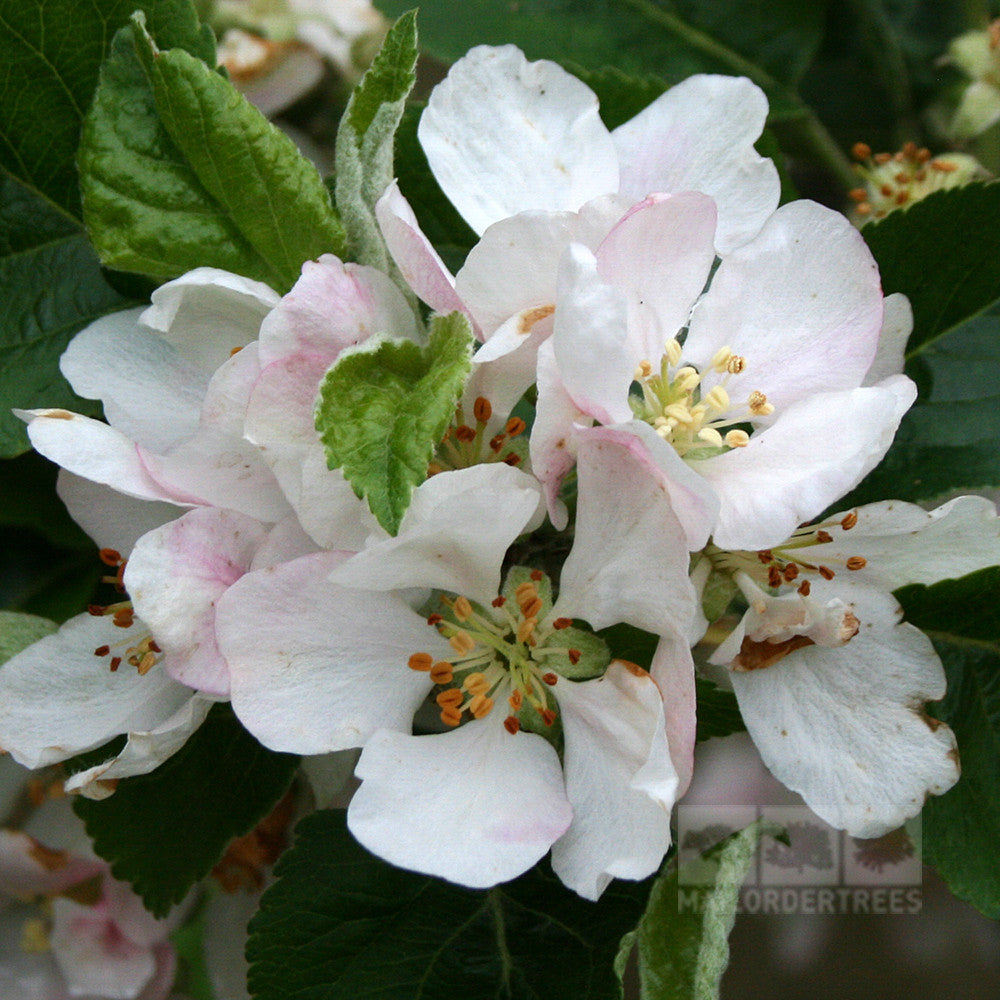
<box><xmin>99</xmin><ymin>548</ymin><xmax>123</xmax><ymax>566</ymax></box>
<box><xmin>768</xmin><ymin>565</ymin><xmax>782</xmax><ymax>589</ymax></box>
<box><xmin>816</xmin><ymin>530</ymin><xmax>833</xmax><ymax>543</ymax></box>
<box><xmin>520</xmin><ymin>597</ymin><xmax>543</xmax><ymax>619</ymax></box>
<box><xmin>542</xmin><ymin>672</ymin><xmax>558</xmax><ymax>686</ymax></box>
<box><xmin>491</xmin><ymin>596</ymin><xmax>506</xmax><ymax>608</ymax></box>
<box><xmin>880</xmin><ymin>184</ymin><xmax>894</xmax><ymax>197</ymax></box>
<box><xmin>874</xmin><ymin>152</ymin><xmax>892</xmax><ymax>164</ymax></box>
<box><xmin>508</xmin><ymin>690</ymin><xmax>523</xmax><ymax>711</ymax></box>
<box><xmin>783</xmin><ymin>564</ymin><xmax>799</xmax><ymax>582</ymax></box>
<box><xmin>408</xmin><ymin>652</ymin><xmax>433</xmax><ymax>672</ymax></box>
<box><xmin>567</xmin><ymin>650</ymin><xmax>581</xmax><ymax>665</ymax></box>
<box><xmin>430</xmin><ymin>661</ymin><xmax>454</xmax><ymax>684</ymax></box>
<box><xmin>818</xmin><ymin>566</ymin><xmax>835</xmax><ymax>580</ymax></box>
<box><xmin>436</xmin><ymin>688</ymin><xmax>463</xmax><ymax>708</ymax></box>
<box><xmin>88</xmin><ymin>604</ymin><xmax>105</xmax><ymax>616</ymax></box>
<box><xmin>756</xmin><ymin>550</ymin><xmax>773</xmax><ymax>564</ymax></box>
<box><xmin>489</xmin><ymin>433</ymin><xmax>506</xmax><ymax>453</ymax></box>
<box><xmin>848</xmin><ymin>187</ymin><xmax>868</xmax><ymax>202</ymax></box>
<box><xmin>109</xmin><ymin>657</ymin><xmax>121</xmax><ymax>672</ymax></box>
<box><xmin>427</xmin><ymin>613</ymin><xmax>443</xmax><ymax>626</ymax></box>
<box><xmin>463</xmin><ymin>672</ymin><xmax>489</xmax><ymax>695</ymax></box>
<box><xmin>469</xmin><ymin>694</ymin><xmax>494</xmax><ymax>718</ymax></box>
<box><xmin>552</xmin><ymin>617</ymin><xmax>572</xmax><ymax>630</ymax></box>
<box><xmin>797</xmin><ymin>580</ymin><xmax>811</xmax><ymax>597</ymax></box>
<box><xmin>505</xmin><ymin>417</ymin><xmax>526</xmax><ymax>436</ymax></box>
<box><xmin>530</xmin><ymin>570</ymin><xmax>544</xmax><ymax>582</ymax></box>
<box><xmin>851</xmin><ymin>142</ymin><xmax>872</xmax><ymax>161</ymax></box>
<box><xmin>502</xmin><ymin>453</ymin><xmax>522</xmax><ymax>466</ymax></box>
<box><xmin>504</xmin><ymin>716</ymin><xmax>521</xmax><ymax>735</ymax></box>
<box><xmin>94</xmin><ymin>645</ymin><xmax>110</xmax><ymax>657</ymax></box>
<box><xmin>137</xmin><ymin>652</ymin><xmax>156</xmax><ymax>675</ymax></box>
<box><xmin>440</xmin><ymin>707</ymin><xmax>462</xmax><ymax>727</ymax></box>
<box><xmin>473</xmin><ymin>397</ymin><xmax>492</xmax><ymax>422</ymax></box>
<box><xmin>455</xmin><ymin>425</ymin><xmax>476</xmax><ymax>442</ymax></box>
<box><xmin>846</xmin><ymin>556</ymin><xmax>867</xmax><ymax>571</ymax></box>
<box><xmin>540</xmin><ymin>708</ymin><xmax>557</xmax><ymax>727</ymax></box>
<box><xmin>449</xmin><ymin>631</ymin><xmax>477</xmax><ymax>656</ymax></box>
<box><xmin>895</xmin><ymin>190</ymin><xmax>910</xmax><ymax>205</ymax></box>
<box><xmin>841</xmin><ymin>511</ymin><xmax>858</xmax><ymax>530</ymax></box>
<box><xmin>453</xmin><ymin>596</ymin><xmax>473</xmax><ymax>621</ymax></box>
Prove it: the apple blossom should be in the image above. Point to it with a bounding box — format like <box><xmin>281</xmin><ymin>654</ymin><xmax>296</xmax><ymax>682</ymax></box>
<box><xmin>695</xmin><ymin>495</ymin><xmax>1000</xmax><ymax>836</ymax></box>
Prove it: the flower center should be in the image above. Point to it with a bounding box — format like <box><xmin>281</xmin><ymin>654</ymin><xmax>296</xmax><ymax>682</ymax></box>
<box><xmin>428</xmin><ymin>395</ymin><xmax>527</xmax><ymax>476</ymax></box>
<box><xmin>630</xmin><ymin>341</ymin><xmax>772</xmax><ymax>457</ymax></box>
<box><xmin>407</xmin><ymin>570</ymin><xmax>585</xmax><ymax>735</ymax></box>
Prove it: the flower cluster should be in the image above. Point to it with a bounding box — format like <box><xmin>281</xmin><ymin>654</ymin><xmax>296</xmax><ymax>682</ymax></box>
<box><xmin>3</xmin><ymin>43</ymin><xmax>998</xmax><ymax>913</ymax></box>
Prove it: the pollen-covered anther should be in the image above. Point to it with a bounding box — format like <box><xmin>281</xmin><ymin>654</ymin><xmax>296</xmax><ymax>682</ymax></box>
<box><xmin>841</xmin><ymin>511</ymin><xmax>859</xmax><ymax>530</ymax></box>
<box><xmin>542</xmin><ymin>672</ymin><xmax>559</xmax><ymax>685</ymax></box>
<box><xmin>551</xmin><ymin>617</ymin><xmax>572</xmax><ymax>630</ymax></box>
<box><xmin>455</xmin><ymin>425</ymin><xmax>476</xmax><ymax>443</ymax></box>
<box><xmin>436</xmin><ymin>688</ymin><xmax>463</xmax><ymax>708</ymax></box>
<box><xmin>665</xmin><ymin>338</ymin><xmax>683</xmax><ymax>366</ymax></box>
<box><xmin>473</xmin><ymin>396</ymin><xmax>492</xmax><ymax>422</ymax></box>
<box><xmin>783</xmin><ymin>564</ymin><xmax>799</xmax><ymax>581</ymax></box>
<box><xmin>540</xmin><ymin>708</ymin><xmax>557</xmax><ymax>727</ymax></box>
<box><xmin>440</xmin><ymin>706</ymin><xmax>462</xmax><ymax>727</ymax></box>
<box><xmin>504</xmin><ymin>716</ymin><xmax>521</xmax><ymax>735</ymax></box>
<box><xmin>136</xmin><ymin>652</ymin><xmax>156</xmax><ymax>675</ymax></box>
<box><xmin>514</xmin><ymin>582</ymin><xmax>537</xmax><ymax>605</ymax></box>
<box><xmin>725</xmin><ymin>429</ymin><xmax>749</xmax><ymax>448</ymax></box>
<box><xmin>469</xmin><ymin>694</ymin><xmax>494</xmax><ymax>719</ymax></box>
<box><xmin>816</xmin><ymin>530</ymin><xmax>833</xmax><ymax>543</ymax></box>
<box><xmin>112</xmin><ymin>608</ymin><xmax>134</xmax><ymax>628</ymax></box>
<box><xmin>491</xmin><ymin>596</ymin><xmax>506</xmax><ymax>608</ymax></box>
<box><xmin>98</xmin><ymin>548</ymin><xmax>123</xmax><ymax>567</ymax></box>
<box><xmin>705</xmin><ymin>385</ymin><xmax>730</xmax><ymax>412</ymax></box>
<box><xmin>453</xmin><ymin>596</ymin><xmax>473</xmax><ymax>622</ymax></box>
<box><xmin>516</xmin><ymin>617</ymin><xmax>537</xmax><ymax>644</ymax></box>
<box><xmin>768</xmin><ymin>565</ymin><xmax>782</xmax><ymax>588</ymax></box>
<box><xmin>449</xmin><ymin>630</ymin><xmax>477</xmax><ymax>656</ymax></box>
<box><xmin>748</xmin><ymin>391</ymin><xmax>774</xmax><ymax>416</ymax></box>
<box><xmin>635</xmin><ymin>359</ymin><xmax>653</xmax><ymax>379</ymax></box>
<box><xmin>463</xmin><ymin>672</ymin><xmax>490</xmax><ymax>696</ymax></box>
<box><xmin>505</xmin><ymin>417</ymin><xmax>526</xmax><ymax>436</ymax></box>
<box><xmin>430</xmin><ymin>661</ymin><xmax>454</xmax><ymax>684</ymax></box>
<box><xmin>846</xmin><ymin>556</ymin><xmax>867</xmax><ymax>570</ymax></box>
<box><xmin>756</xmin><ymin>550</ymin><xmax>774</xmax><ymax>564</ymax></box>
<box><xmin>698</xmin><ymin>427</ymin><xmax>724</xmax><ymax>447</ymax></box>
<box><xmin>408</xmin><ymin>652</ymin><xmax>433</xmax><ymax>672</ymax></box>
<box><xmin>726</xmin><ymin>354</ymin><xmax>746</xmax><ymax>375</ymax></box>
<box><xmin>819</xmin><ymin>566</ymin><xmax>836</xmax><ymax>580</ymax></box>
<box><xmin>567</xmin><ymin>649</ymin><xmax>581</xmax><ymax>665</ymax></box>
<box><xmin>427</xmin><ymin>612</ymin><xmax>443</xmax><ymax>626</ymax></box>
<box><xmin>520</xmin><ymin>596</ymin><xmax>543</xmax><ymax>619</ymax></box>
<box><xmin>94</xmin><ymin>645</ymin><xmax>110</xmax><ymax>657</ymax></box>
<box><xmin>798</xmin><ymin>580</ymin><xmax>811</xmax><ymax>596</ymax></box>
<box><xmin>489</xmin><ymin>433</ymin><xmax>506</xmax><ymax>453</ymax></box>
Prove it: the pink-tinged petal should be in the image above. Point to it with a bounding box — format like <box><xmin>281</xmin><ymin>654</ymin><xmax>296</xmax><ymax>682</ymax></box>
<box><xmin>555</xmin><ymin>429</ymin><xmax>696</xmax><ymax>637</ymax></box>
<box><xmin>455</xmin><ymin>210</ymin><xmax>580</xmax><ymax>338</ymax></box>
<box><xmin>375</xmin><ymin>183</ymin><xmax>471</xmax><ymax>323</ymax></box>
<box><xmin>65</xmin><ymin>695</ymin><xmax>215</xmax><ymax>800</ymax></box>
<box><xmin>349</xmin><ymin>717</ymin><xmax>572</xmax><ymax>888</ymax></box>
<box><xmin>139</xmin><ymin>427</ymin><xmax>291</xmax><ymax>523</ymax></box>
<box><xmin>552</xmin><ymin>243</ymin><xmax>634</xmax><ymax>425</ymax></box>
<box><xmin>0</xmin><ymin>613</ymin><xmax>192</xmax><ymax>769</ymax></box>
<box><xmin>649</xmin><ymin>634</ymin><xmax>697</xmax><ymax>797</ymax></box>
<box><xmin>550</xmin><ymin>662</ymin><xmax>677</xmax><ymax>900</ymax></box>
<box><xmin>529</xmin><ymin>339</ymin><xmax>588</xmax><ymax>530</ymax></box>
<box><xmin>61</xmin><ymin>308</ymin><xmax>205</xmax><ymax>452</ymax></box>
<box><xmin>21</xmin><ymin>410</ymin><xmax>179</xmax><ymax>504</ymax></box>
<box><xmin>810</xmin><ymin>495</ymin><xmax>1000</xmax><ymax>590</ymax></box>
<box><xmin>685</xmin><ymin>201</ymin><xmax>884</xmax><ymax>410</ymax></box>
<box><xmin>246</xmin><ymin>353</ymin><xmax>377</xmax><ymax>549</ymax></box>
<box><xmin>728</xmin><ymin>583</ymin><xmax>959</xmax><ymax>837</ymax></box>
<box><xmin>328</xmin><ymin>465</ymin><xmax>543</xmax><ymax>604</ymax></box>
<box><xmin>250</xmin><ymin>514</ymin><xmax>322</xmax><ymax>570</ymax></box>
<box><xmin>140</xmin><ymin>267</ymin><xmax>280</xmax><ymax>379</ymax></box>
<box><xmin>50</xmin><ymin>896</ymin><xmax>156</xmax><ymax>1000</ymax></box>
<box><xmin>696</xmin><ymin>381</ymin><xmax>916</xmax><ymax>550</ymax></box>
<box><xmin>607</xmin><ymin>421</ymin><xmax>720</xmax><ymax>551</ymax></box>
<box><xmin>419</xmin><ymin>45</ymin><xmax>618</xmax><ymax>234</ymax></box>
<box><xmin>613</xmin><ymin>74</ymin><xmax>779</xmax><ymax>252</ymax></box>
<box><xmin>257</xmin><ymin>252</ymin><xmax>418</xmax><ymax>367</ymax></box>
<box><xmin>863</xmin><ymin>292</ymin><xmax>912</xmax><ymax>386</ymax></box>
<box><xmin>595</xmin><ymin>192</ymin><xmax>717</xmax><ymax>362</ymax></box>
<box><xmin>56</xmin><ymin>472</ymin><xmax>183</xmax><ymax>555</ymax></box>
<box><xmin>219</xmin><ymin>553</ymin><xmax>445</xmax><ymax>754</ymax></box>
<box><xmin>125</xmin><ymin>508</ymin><xmax>270</xmax><ymax>696</ymax></box>
<box><xmin>0</xmin><ymin>830</ymin><xmax>104</xmax><ymax>897</ymax></box>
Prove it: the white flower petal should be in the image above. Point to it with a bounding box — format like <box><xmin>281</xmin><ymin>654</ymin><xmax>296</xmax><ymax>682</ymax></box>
<box><xmin>0</xmin><ymin>830</ymin><xmax>104</xmax><ymax>897</ymax></box>
<box><xmin>349</xmin><ymin>718</ymin><xmax>572</xmax><ymax>887</ymax></box>
<box><xmin>685</xmin><ymin>200</ymin><xmax>884</xmax><ymax>409</ymax></box>
<box><xmin>65</xmin><ymin>694</ymin><xmax>215</xmax><ymax>800</ymax></box>
<box><xmin>556</xmin><ymin>428</ymin><xmax>696</xmax><ymax>637</ymax></box>
<box><xmin>0</xmin><ymin>614</ymin><xmax>192</xmax><ymax>769</ymax></box>
<box><xmin>125</xmin><ymin>508</ymin><xmax>270</xmax><ymax>696</ymax></box>
<box><xmin>550</xmin><ymin>662</ymin><xmax>677</xmax><ymax>900</ymax></box>
<box><xmin>730</xmin><ymin>584</ymin><xmax>959</xmax><ymax>837</ymax></box>
<box><xmin>419</xmin><ymin>45</ymin><xmax>618</xmax><ymax>234</ymax></box>
<box><xmin>613</xmin><ymin>74</ymin><xmax>778</xmax><ymax>252</ymax></box>
<box><xmin>219</xmin><ymin>553</ymin><xmax>444</xmax><ymax>754</ymax></box>
<box><xmin>375</xmin><ymin>183</ymin><xmax>470</xmax><ymax>323</ymax></box>
<box><xmin>595</xmin><ymin>192</ymin><xmax>717</xmax><ymax>363</ymax></box>
<box><xmin>863</xmin><ymin>292</ymin><xmax>912</xmax><ymax>386</ymax></box>
<box><xmin>697</xmin><ymin>381</ymin><xmax>916</xmax><ymax>550</ymax></box>
<box><xmin>140</xmin><ymin>267</ymin><xmax>279</xmax><ymax>379</ymax></box>
<box><xmin>810</xmin><ymin>495</ymin><xmax>1000</xmax><ymax>590</ymax></box>
<box><xmin>61</xmin><ymin>308</ymin><xmax>205</xmax><ymax>452</ymax></box>
<box><xmin>649</xmin><ymin>633</ymin><xmax>697</xmax><ymax>796</ymax></box>
<box><xmin>328</xmin><ymin>465</ymin><xmax>543</xmax><ymax>604</ymax></box>
<box><xmin>56</xmin><ymin>472</ymin><xmax>182</xmax><ymax>554</ymax></box>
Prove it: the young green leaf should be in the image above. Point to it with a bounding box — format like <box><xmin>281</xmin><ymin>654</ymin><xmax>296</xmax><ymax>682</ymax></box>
<box><xmin>74</xmin><ymin>703</ymin><xmax>299</xmax><ymax>917</ymax></box>
<box><xmin>315</xmin><ymin>311</ymin><xmax>473</xmax><ymax>535</ymax></box>
<box><xmin>0</xmin><ymin>0</ymin><xmax>213</xmax><ymax>221</ymax></box>
<box><xmin>895</xmin><ymin>567</ymin><xmax>1000</xmax><ymax>918</ymax></box>
<box><xmin>0</xmin><ymin>172</ymin><xmax>131</xmax><ymax>457</ymax></box>
<box><xmin>80</xmin><ymin>15</ymin><xmax>345</xmax><ymax>293</ymax></box>
<box><xmin>616</xmin><ymin>818</ymin><xmax>782</xmax><ymax>1000</ymax></box>
<box><xmin>0</xmin><ymin>610</ymin><xmax>57</xmax><ymax>665</ymax></box>
<box><xmin>247</xmin><ymin>809</ymin><xmax>652</xmax><ymax>1000</ymax></box>
<box><xmin>334</xmin><ymin>9</ymin><xmax>419</xmax><ymax>272</ymax></box>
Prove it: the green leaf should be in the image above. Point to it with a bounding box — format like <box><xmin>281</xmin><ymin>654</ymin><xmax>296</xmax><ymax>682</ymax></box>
<box><xmin>316</xmin><ymin>311</ymin><xmax>473</xmax><ymax>535</ymax></box>
<box><xmin>335</xmin><ymin>9</ymin><xmax>419</xmax><ymax>272</ymax></box>
<box><xmin>375</xmin><ymin>0</ymin><xmax>824</xmax><ymax>121</ymax></box>
<box><xmin>0</xmin><ymin>171</ymin><xmax>132</xmax><ymax>457</ymax></box>
<box><xmin>248</xmin><ymin>809</ymin><xmax>652</xmax><ymax>1000</ymax></box>
<box><xmin>80</xmin><ymin>15</ymin><xmax>344</xmax><ymax>293</ymax></box>
<box><xmin>0</xmin><ymin>0</ymin><xmax>213</xmax><ymax>221</ymax></box>
<box><xmin>864</xmin><ymin>183</ymin><xmax>1000</xmax><ymax>356</ymax></box>
<box><xmin>618</xmin><ymin>818</ymin><xmax>781</xmax><ymax>1000</ymax></box>
<box><xmin>895</xmin><ymin>568</ymin><xmax>1000</xmax><ymax>918</ymax></box>
<box><xmin>74</xmin><ymin>703</ymin><xmax>299</xmax><ymax>917</ymax></box>
<box><xmin>0</xmin><ymin>453</ymin><xmax>92</xmax><ymax>548</ymax></box>
<box><xmin>694</xmin><ymin>678</ymin><xmax>745</xmax><ymax>742</ymax></box>
<box><xmin>0</xmin><ymin>610</ymin><xmax>57</xmax><ymax>665</ymax></box>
